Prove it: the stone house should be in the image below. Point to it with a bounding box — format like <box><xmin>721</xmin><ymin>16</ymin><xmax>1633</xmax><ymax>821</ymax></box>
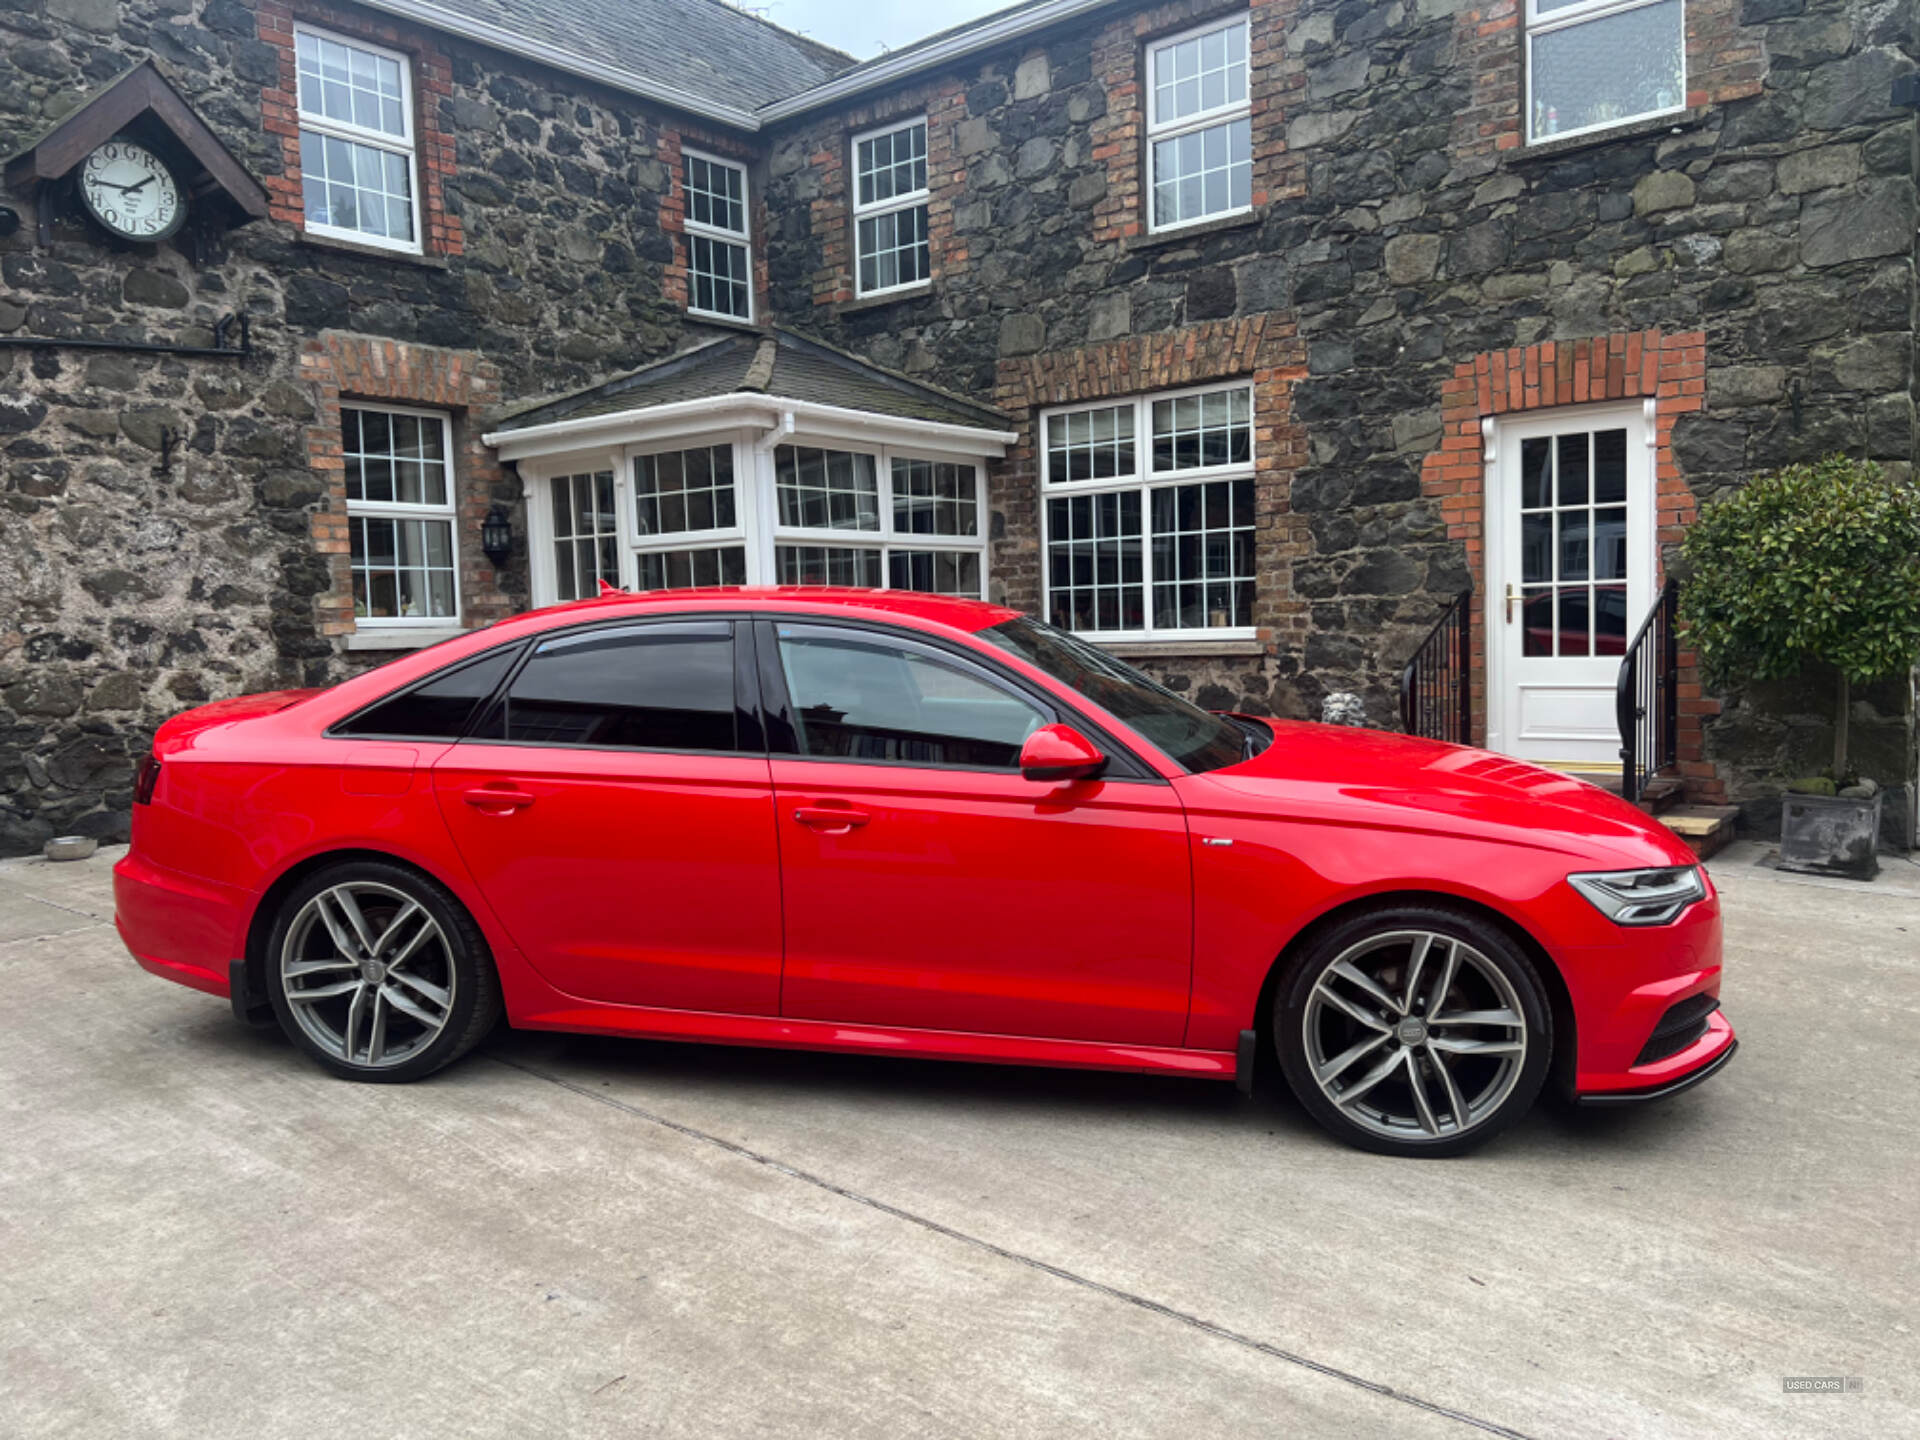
<box><xmin>1</xmin><ymin>0</ymin><xmax>1915</xmax><ymax>855</ymax></box>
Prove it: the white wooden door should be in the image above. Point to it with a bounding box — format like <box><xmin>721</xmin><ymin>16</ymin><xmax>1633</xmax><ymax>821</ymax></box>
<box><xmin>1486</xmin><ymin>403</ymin><xmax>1654</xmax><ymax>766</ymax></box>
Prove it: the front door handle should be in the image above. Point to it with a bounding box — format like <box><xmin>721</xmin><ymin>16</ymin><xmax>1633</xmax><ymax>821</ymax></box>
<box><xmin>793</xmin><ymin>805</ymin><xmax>869</xmax><ymax>831</ymax></box>
<box><xmin>463</xmin><ymin>785</ymin><xmax>535</xmax><ymax>813</ymax></box>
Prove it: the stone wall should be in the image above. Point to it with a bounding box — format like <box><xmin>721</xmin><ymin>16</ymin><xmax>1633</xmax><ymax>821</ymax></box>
<box><xmin>0</xmin><ymin>0</ymin><xmax>720</xmax><ymax>853</ymax></box>
<box><xmin>762</xmin><ymin>0</ymin><xmax>1919</xmax><ymax>796</ymax></box>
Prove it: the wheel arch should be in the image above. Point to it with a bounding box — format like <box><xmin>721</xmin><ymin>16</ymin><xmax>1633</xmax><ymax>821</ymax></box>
<box><xmin>242</xmin><ymin>847</ymin><xmax>494</xmax><ymax>1009</ymax></box>
<box><xmin>1252</xmin><ymin>889</ymin><xmax>1578</xmax><ymax>1094</ymax></box>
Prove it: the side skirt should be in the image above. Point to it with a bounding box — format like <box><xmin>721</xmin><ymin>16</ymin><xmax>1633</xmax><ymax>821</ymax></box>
<box><xmin>513</xmin><ymin>1001</ymin><xmax>1239</xmax><ymax>1081</ymax></box>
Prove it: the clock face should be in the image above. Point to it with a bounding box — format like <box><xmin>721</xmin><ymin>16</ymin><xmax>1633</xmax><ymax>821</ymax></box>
<box><xmin>79</xmin><ymin>140</ymin><xmax>185</xmax><ymax>242</ymax></box>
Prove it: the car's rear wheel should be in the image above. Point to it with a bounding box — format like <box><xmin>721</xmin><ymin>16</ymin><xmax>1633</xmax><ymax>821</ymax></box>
<box><xmin>264</xmin><ymin>860</ymin><xmax>500</xmax><ymax>1083</ymax></box>
<box><xmin>1273</xmin><ymin>905</ymin><xmax>1551</xmax><ymax>1157</ymax></box>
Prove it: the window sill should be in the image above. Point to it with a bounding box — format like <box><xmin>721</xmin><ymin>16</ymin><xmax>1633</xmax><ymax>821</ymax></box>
<box><xmin>344</xmin><ymin>625</ymin><xmax>470</xmax><ymax>652</ymax></box>
<box><xmin>296</xmin><ymin>230</ymin><xmax>448</xmax><ymax>269</ymax></box>
<box><xmin>1510</xmin><ymin>107</ymin><xmax>1704</xmax><ymax>164</ymax></box>
<box><xmin>1127</xmin><ymin>208</ymin><xmax>1264</xmax><ymax>253</ymax></box>
<box><xmin>1096</xmin><ymin>638</ymin><xmax>1267</xmax><ymax>660</ymax></box>
<box><xmin>685</xmin><ymin>311</ymin><xmax>763</xmax><ymax>336</ymax></box>
<box><xmin>833</xmin><ymin>283</ymin><xmax>934</xmax><ymax>317</ymax></box>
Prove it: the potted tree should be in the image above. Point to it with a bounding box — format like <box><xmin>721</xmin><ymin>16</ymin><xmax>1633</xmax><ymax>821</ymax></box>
<box><xmin>1678</xmin><ymin>455</ymin><xmax>1920</xmax><ymax>879</ymax></box>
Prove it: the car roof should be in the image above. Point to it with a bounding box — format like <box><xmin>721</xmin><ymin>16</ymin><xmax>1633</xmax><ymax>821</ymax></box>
<box><xmin>505</xmin><ymin>587</ymin><xmax>1024</xmax><ymax>637</ymax></box>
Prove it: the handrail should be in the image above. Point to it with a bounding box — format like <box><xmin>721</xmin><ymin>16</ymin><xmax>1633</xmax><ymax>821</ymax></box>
<box><xmin>1399</xmin><ymin>589</ymin><xmax>1473</xmax><ymax>744</ymax></box>
<box><xmin>1616</xmin><ymin>580</ymin><xmax>1679</xmax><ymax>803</ymax></box>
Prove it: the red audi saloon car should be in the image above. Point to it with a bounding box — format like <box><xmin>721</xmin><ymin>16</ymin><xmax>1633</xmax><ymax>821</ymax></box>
<box><xmin>115</xmin><ymin>588</ymin><xmax>1734</xmax><ymax>1156</ymax></box>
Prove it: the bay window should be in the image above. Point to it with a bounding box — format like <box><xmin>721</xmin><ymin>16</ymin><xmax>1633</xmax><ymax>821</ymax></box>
<box><xmin>1146</xmin><ymin>16</ymin><xmax>1252</xmax><ymax>232</ymax></box>
<box><xmin>343</xmin><ymin>405</ymin><xmax>459</xmax><ymax>626</ymax></box>
<box><xmin>1527</xmin><ymin>0</ymin><xmax>1686</xmax><ymax>143</ymax></box>
<box><xmin>852</xmin><ymin>118</ymin><xmax>930</xmax><ymax>296</ymax></box>
<box><xmin>1042</xmin><ymin>384</ymin><xmax>1257</xmax><ymax>640</ymax></box>
<box><xmin>295</xmin><ymin>26</ymin><xmax>420</xmax><ymax>253</ymax></box>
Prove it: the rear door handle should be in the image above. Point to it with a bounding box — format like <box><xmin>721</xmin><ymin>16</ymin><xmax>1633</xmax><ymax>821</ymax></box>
<box><xmin>463</xmin><ymin>785</ymin><xmax>535</xmax><ymax>812</ymax></box>
<box><xmin>793</xmin><ymin>805</ymin><xmax>869</xmax><ymax>830</ymax></box>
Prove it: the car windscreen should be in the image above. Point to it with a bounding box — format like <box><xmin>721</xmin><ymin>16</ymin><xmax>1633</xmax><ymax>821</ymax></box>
<box><xmin>979</xmin><ymin>615</ymin><xmax>1247</xmax><ymax>775</ymax></box>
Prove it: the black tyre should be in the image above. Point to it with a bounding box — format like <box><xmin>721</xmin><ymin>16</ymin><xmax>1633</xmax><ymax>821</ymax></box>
<box><xmin>1273</xmin><ymin>904</ymin><xmax>1552</xmax><ymax>1158</ymax></box>
<box><xmin>264</xmin><ymin>859</ymin><xmax>501</xmax><ymax>1083</ymax></box>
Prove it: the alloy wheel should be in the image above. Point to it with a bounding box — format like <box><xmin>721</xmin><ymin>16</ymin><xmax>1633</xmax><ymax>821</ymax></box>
<box><xmin>279</xmin><ymin>881</ymin><xmax>457</xmax><ymax>1070</ymax></box>
<box><xmin>1301</xmin><ymin>929</ymin><xmax>1529</xmax><ymax>1142</ymax></box>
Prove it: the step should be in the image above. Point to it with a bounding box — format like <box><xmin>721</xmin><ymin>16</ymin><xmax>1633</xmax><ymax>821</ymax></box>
<box><xmin>1658</xmin><ymin>805</ymin><xmax>1740</xmax><ymax>860</ymax></box>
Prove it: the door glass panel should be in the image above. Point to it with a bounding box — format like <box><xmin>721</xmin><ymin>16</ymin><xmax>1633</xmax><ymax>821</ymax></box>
<box><xmin>495</xmin><ymin>622</ymin><xmax>737</xmax><ymax>751</ymax></box>
<box><xmin>1556</xmin><ymin>587</ymin><xmax>1590</xmax><ymax>658</ymax></box>
<box><xmin>1520</xmin><ymin>437</ymin><xmax>1552</xmax><ymax>508</ymax></box>
<box><xmin>776</xmin><ymin>627</ymin><xmax>1045</xmax><ymax>770</ymax></box>
<box><xmin>1522</xmin><ymin>513</ymin><xmax>1552</xmax><ymax>584</ymax></box>
<box><xmin>1522</xmin><ymin>588</ymin><xmax>1554</xmax><ymax>657</ymax></box>
<box><xmin>338</xmin><ymin>646</ymin><xmax>519</xmax><ymax>738</ymax></box>
<box><xmin>1558</xmin><ymin>509</ymin><xmax>1590</xmax><ymax>581</ymax></box>
<box><xmin>1594</xmin><ymin>586</ymin><xmax>1628</xmax><ymax>656</ymax></box>
<box><xmin>1556</xmin><ymin>434</ymin><xmax>1588</xmax><ymax>506</ymax></box>
<box><xmin>1594</xmin><ymin>507</ymin><xmax>1628</xmax><ymax>579</ymax></box>
<box><xmin>1593</xmin><ymin>429</ymin><xmax>1627</xmax><ymax>504</ymax></box>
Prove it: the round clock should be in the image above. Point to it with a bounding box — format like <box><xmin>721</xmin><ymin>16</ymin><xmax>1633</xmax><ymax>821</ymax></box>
<box><xmin>78</xmin><ymin>139</ymin><xmax>186</xmax><ymax>242</ymax></box>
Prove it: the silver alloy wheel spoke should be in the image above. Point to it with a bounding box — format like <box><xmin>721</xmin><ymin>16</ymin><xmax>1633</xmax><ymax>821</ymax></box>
<box><xmin>1302</xmin><ymin>928</ymin><xmax>1528</xmax><ymax>1142</ymax></box>
<box><xmin>1313</xmin><ymin>982</ymin><xmax>1392</xmax><ymax>1034</ymax></box>
<box><xmin>281</xmin><ymin>881</ymin><xmax>455</xmax><ymax>1070</ymax></box>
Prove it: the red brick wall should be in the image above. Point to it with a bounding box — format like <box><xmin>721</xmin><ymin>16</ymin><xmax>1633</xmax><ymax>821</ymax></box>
<box><xmin>1420</xmin><ymin>329</ymin><xmax>1726</xmax><ymax>801</ymax></box>
<box><xmin>297</xmin><ymin>336</ymin><xmax>510</xmax><ymax>640</ymax></box>
<box><xmin>993</xmin><ymin>314</ymin><xmax>1309</xmax><ymax>644</ymax></box>
<box><xmin>256</xmin><ymin>0</ymin><xmax>464</xmax><ymax>256</ymax></box>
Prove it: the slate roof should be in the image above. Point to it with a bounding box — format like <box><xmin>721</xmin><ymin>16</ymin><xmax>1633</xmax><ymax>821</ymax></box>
<box><xmin>427</xmin><ymin>0</ymin><xmax>855</xmax><ymax>113</ymax></box>
<box><xmin>496</xmin><ymin>329</ymin><xmax>1009</xmax><ymax>433</ymax></box>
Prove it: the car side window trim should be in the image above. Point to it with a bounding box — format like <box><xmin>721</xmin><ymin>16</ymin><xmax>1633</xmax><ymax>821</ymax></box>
<box><xmin>752</xmin><ymin>615</ymin><xmax>1162</xmax><ymax>783</ymax></box>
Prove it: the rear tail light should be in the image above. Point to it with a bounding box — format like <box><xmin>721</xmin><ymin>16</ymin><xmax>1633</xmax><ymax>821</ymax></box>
<box><xmin>134</xmin><ymin>754</ymin><xmax>161</xmax><ymax>805</ymax></box>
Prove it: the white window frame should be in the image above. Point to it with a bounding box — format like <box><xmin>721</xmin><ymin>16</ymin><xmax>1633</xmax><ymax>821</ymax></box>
<box><xmin>1040</xmin><ymin>381</ymin><xmax>1258</xmax><ymax>643</ymax></box>
<box><xmin>681</xmin><ymin>146</ymin><xmax>754</xmax><ymax>324</ymax></box>
<box><xmin>850</xmin><ymin>116</ymin><xmax>931</xmax><ymax>299</ymax></box>
<box><xmin>342</xmin><ymin>402</ymin><xmax>460</xmax><ymax>629</ymax></box>
<box><xmin>293</xmin><ymin>24</ymin><xmax>422</xmax><ymax>255</ymax></box>
<box><xmin>1524</xmin><ymin>0</ymin><xmax>1687</xmax><ymax>145</ymax></box>
<box><xmin>521</xmin><ymin>432</ymin><xmax>988</xmax><ymax>604</ymax></box>
<box><xmin>1144</xmin><ymin>14</ymin><xmax>1253</xmax><ymax>236</ymax></box>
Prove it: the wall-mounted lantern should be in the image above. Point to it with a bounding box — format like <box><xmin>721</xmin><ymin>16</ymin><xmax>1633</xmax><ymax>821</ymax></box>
<box><xmin>481</xmin><ymin>504</ymin><xmax>514</xmax><ymax>566</ymax></box>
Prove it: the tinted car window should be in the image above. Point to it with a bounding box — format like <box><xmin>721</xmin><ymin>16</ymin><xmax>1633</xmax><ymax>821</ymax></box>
<box><xmin>336</xmin><ymin>646</ymin><xmax>519</xmax><ymax>739</ymax></box>
<box><xmin>981</xmin><ymin>615</ymin><xmax>1246</xmax><ymax>774</ymax></box>
<box><xmin>776</xmin><ymin>625</ymin><xmax>1045</xmax><ymax>770</ymax></box>
<box><xmin>484</xmin><ymin>622</ymin><xmax>738</xmax><ymax>752</ymax></box>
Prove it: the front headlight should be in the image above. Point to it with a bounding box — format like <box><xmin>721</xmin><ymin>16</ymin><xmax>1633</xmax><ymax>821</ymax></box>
<box><xmin>1568</xmin><ymin>866</ymin><xmax>1706</xmax><ymax>926</ymax></box>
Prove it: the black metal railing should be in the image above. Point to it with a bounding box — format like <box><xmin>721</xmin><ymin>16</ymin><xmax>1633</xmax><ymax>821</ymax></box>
<box><xmin>1616</xmin><ymin>580</ymin><xmax>1679</xmax><ymax>803</ymax></box>
<box><xmin>1399</xmin><ymin>589</ymin><xmax>1473</xmax><ymax>745</ymax></box>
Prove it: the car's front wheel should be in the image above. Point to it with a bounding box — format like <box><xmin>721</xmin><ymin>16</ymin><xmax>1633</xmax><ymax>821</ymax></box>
<box><xmin>264</xmin><ymin>860</ymin><xmax>500</xmax><ymax>1083</ymax></box>
<box><xmin>1273</xmin><ymin>905</ymin><xmax>1551</xmax><ymax>1157</ymax></box>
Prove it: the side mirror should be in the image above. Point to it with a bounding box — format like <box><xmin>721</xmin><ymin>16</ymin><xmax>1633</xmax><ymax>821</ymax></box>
<box><xmin>1019</xmin><ymin>724</ymin><xmax>1108</xmax><ymax>784</ymax></box>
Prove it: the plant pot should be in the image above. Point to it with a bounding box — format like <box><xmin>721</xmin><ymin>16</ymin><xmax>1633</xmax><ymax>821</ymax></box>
<box><xmin>1779</xmin><ymin>791</ymin><xmax>1883</xmax><ymax>879</ymax></box>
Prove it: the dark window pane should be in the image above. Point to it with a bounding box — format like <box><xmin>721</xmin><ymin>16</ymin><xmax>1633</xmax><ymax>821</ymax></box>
<box><xmin>1522</xmin><ymin>588</ymin><xmax>1554</xmax><ymax>657</ymax></box>
<box><xmin>1557</xmin><ymin>587</ymin><xmax>1591</xmax><ymax>658</ymax></box>
<box><xmin>1594</xmin><ymin>586</ymin><xmax>1628</xmax><ymax>656</ymax></box>
<box><xmin>339</xmin><ymin>647</ymin><xmax>519</xmax><ymax>738</ymax></box>
<box><xmin>1522</xmin><ymin>513</ymin><xmax>1553</xmax><ymax>584</ymax></box>
<box><xmin>501</xmin><ymin>623</ymin><xmax>736</xmax><ymax>751</ymax></box>
<box><xmin>1521</xmin><ymin>437</ymin><xmax>1551</xmax><ymax>508</ymax></box>
<box><xmin>1593</xmin><ymin>428</ymin><xmax>1627</xmax><ymax>504</ymax></box>
<box><xmin>1594</xmin><ymin>506</ymin><xmax>1628</xmax><ymax>580</ymax></box>
<box><xmin>1557</xmin><ymin>433</ymin><xmax>1588</xmax><ymax>506</ymax></box>
<box><xmin>776</xmin><ymin>626</ymin><xmax>1043</xmax><ymax>770</ymax></box>
<box><xmin>1558</xmin><ymin>509</ymin><xmax>1590</xmax><ymax>581</ymax></box>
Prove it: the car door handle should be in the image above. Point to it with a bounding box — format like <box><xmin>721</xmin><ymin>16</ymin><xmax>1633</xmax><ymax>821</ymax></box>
<box><xmin>793</xmin><ymin>805</ymin><xmax>869</xmax><ymax>830</ymax></box>
<box><xmin>463</xmin><ymin>785</ymin><xmax>535</xmax><ymax>812</ymax></box>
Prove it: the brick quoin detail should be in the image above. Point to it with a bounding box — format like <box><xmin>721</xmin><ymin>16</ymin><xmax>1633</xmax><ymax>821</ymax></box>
<box><xmin>298</xmin><ymin>335</ymin><xmax>509</xmax><ymax>640</ymax></box>
<box><xmin>659</xmin><ymin>125</ymin><xmax>765</xmax><ymax>317</ymax></box>
<box><xmin>256</xmin><ymin>0</ymin><xmax>464</xmax><ymax>256</ymax></box>
<box><xmin>1450</xmin><ymin>0</ymin><xmax>1764</xmax><ymax>161</ymax></box>
<box><xmin>1421</xmin><ymin>329</ymin><xmax>1726</xmax><ymax>803</ymax></box>
<box><xmin>994</xmin><ymin>314</ymin><xmax>1309</xmax><ymax>643</ymax></box>
<box><xmin>1088</xmin><ymin>0</ymin><xmax>1296</xmax><ymax>246</ymax></box>
<box><xmin>807</xmin><ymin>76</ymin><xmax>969</xmax><ymax>308</ymax></box>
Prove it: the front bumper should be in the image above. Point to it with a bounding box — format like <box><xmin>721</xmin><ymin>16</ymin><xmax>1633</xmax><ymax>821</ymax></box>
<box><xmin>1575</xmin><ymin>1013</ymin><xmax>1737</xmax><ymax>1105</ymax></box>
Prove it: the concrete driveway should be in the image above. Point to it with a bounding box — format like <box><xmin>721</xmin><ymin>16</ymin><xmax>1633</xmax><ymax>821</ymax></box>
<box><xmin>0</xmin><ymin>843</ymin><xmax>1912</xmax><ymax>1439</ymax></box>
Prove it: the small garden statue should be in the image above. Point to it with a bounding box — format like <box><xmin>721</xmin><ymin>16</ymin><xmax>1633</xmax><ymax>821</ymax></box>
<box><xmin>1678</xmin><ymin>454</ymin><xmax>1920</xmax><ymax>877</ymax></box>
<box><xmin>1321</xmin><ymin>692</ymin><xmax>1368</xmax><ymax>727</ymax></box>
